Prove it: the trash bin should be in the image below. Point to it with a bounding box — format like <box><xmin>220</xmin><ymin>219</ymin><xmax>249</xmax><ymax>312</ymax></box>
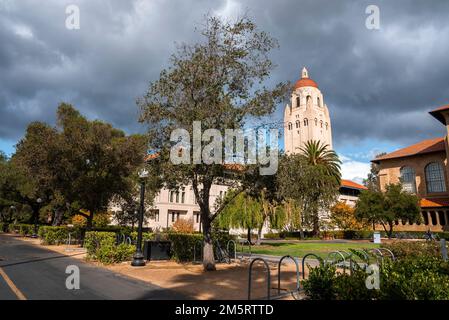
<box><xmin>373</xmin><ymin>231</ymin><xmax>381</xmax><ymax>244</ymax></box>
<box><xmin>143</xmin><ymin>240</ymin><xmax>171</xmax><ymax>261</ymax></box>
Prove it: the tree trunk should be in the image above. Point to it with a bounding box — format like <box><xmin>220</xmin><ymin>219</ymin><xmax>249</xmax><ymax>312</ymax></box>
<box><xmin>86</xmin><ymin>212</ymin><xmax>94</xmax><ymax>231</ymax></box>
<box><xmin>247</xmin><ymin>228</ymin><xmax>252</xmax><ymax>244</ymax></box>
<box><xmin>387</xmin><ymin>222</ymin><xmax>394</xmax><ymax>239</ymax></box>
<box><xmin>202</xmin><ymin>217</ymin><xmax>216</xmax><ymax>271</ymax></box>
<box><xmin>52</xmin><ymin>208</ymin><xmax>63</xmax><ymax>226</ymax></box>
<box><xmin>312</xmin><ymin>210</ymin><xmax>320</xmax><ymax>237</ymax></box>
<box><xmin>256</xmin><ymin>225</ymin><xmax>263</xmax><ymax>246</ymax></box>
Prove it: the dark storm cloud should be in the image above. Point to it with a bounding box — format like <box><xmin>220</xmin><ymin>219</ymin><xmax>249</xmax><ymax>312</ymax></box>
<box><xmin>1</xmin><ymin>0</ymin><xmax>449</xmax><ymax>148</ymax></box>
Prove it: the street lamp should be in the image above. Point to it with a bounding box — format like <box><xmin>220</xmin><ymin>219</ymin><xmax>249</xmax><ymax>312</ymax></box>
<box><xmin>31</xmin><ymin>198</ymin><xmax>42</xmax><ymax>238</ymax></box>
<box><xmin>131</xmin><ymin>168</ymin><xmax>149</xmax><ymax>267</ymax></box>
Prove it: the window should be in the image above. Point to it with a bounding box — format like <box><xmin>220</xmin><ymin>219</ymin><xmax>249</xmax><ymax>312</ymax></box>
<box><xmin>194</xmin><ymin>213</ymin><xmax>200</xmax><ymax>223</ymax></box>
<box><xmin>295</xmin><ymin>120</ymin><xmax>300</xmax><ymax>128</ymax></box>
<box><xmin>400</xmin><ymin>166</ymin><xmax>416</xmax><ymax>193</ymax></box>
<box><xmin>175</xmin><ymin>191</ymin><xmax>179</xmax><ymax>203</ymax></box>
<box><xmin>296</xmin><ymin>96</ymin><xmax>300</xmax><ymax>108</ymax></box>
<box><xmin>169</xmin><ymin>191</ymin><xmax>175</xmax><ymax>203</ymax></box>
<box><xmin>425</xmin><ymin>162</ymin><xmax>446</xmax><ymax>193</ymax></box>
<box><xmin>181</xmin><ymin>191</ymin><xmax>185</xmax><ymax>203</ymax></box>
<box><xmin>325</xmin><ymin>123</ymin><xmax>328</xmax><ymax>130</ymax></box>
<box><xmin>320</xmin><ymin>120</ymin><xmax>323</xmax><ymax>128</ymax></box>
<box><xmin>304</xmin><ymin>118</ymin><xmax>308</xmax><ymax>126</ymax></box>
<box><xmin>317</xmin><ymin>97</ymin><xmax>321</xmax><ymax>107</ymax></box>
<box><xmin>314</xmin><ymin>118</ymin><xmax>318</xmax><ymax>126</ymax></box>
<box><xmin>288</xmin><ymin>122</ymin><xmax>292</xmax><ymax>130</ymax></box>
<box><xmin>153</xmin><ymin>210</ymin><xmax>159</xmax><ymax>222</ymax></box>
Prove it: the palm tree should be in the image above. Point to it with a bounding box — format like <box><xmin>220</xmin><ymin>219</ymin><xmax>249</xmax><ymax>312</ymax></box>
<box><xmin>299</xmin><ymin>140</ymin><xmax>341</xmax><ymax>185</ymax></box>
<box><xmin>298</xmin><ymin>140</ymin><xmax>342</xmax><ymax>235</ymax></box>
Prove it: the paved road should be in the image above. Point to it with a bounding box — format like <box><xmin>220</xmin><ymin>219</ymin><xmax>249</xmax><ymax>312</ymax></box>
<box><xmin>0</xmin><ymin>234</ymin><xmax>188</xmax><ymax>300</ymax></box>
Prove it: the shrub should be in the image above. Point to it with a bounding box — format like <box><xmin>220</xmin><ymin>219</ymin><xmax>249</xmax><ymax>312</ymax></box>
<box><xmin>84</xmin><ymin>231</ymin><xmax>134</xmax><ymax>264</ymax></box>
<box><xmin>302</xmin><ymin>251</ymin><xmax>449</xmax><ymax>300</ymax></box>
<box><xmin>172</xmin><ymin>218</ymin><xmax>195</xmax><ymax>233</ymax></box>
<box><xmin>302</xmin><ymin>263</ymin><xmax>337</xmax><ymax>300</ymax></box>
<box><xmin>167</xmin><ymin>233</ymin><xmax>203</xmax><ymax>262</ymax></box>
<box><xmin>0</xmin><ymin>223</ymin><xmax>7</xmax><ymax>233</ymax></box>
<box><xmin>96</xmin><ymin>242</ymin><xmax>135</xmax><ymax>264</ymax></box>
<box><xmin>380</xmin><ymin>256</ymin><xmax>449</xmax><ymax>300</ymax></box>
<box><xmin>8</xmin><ymin>224</ymin><xmax>34</xmax><ymax>236</ymax></box>
<box><xmin>38</xmin><ymin>226</ymin><xmax>81</xmax><ymax>245</ymax></box>
<box><xmin>84</xmin><ymin>231</ymin><xmax>116</xmax><ymax>258</ymax></box>
<box><xmin>382</xmin><ymin>241</ymin><xmax>443</xmax><ymax>260</ymax></box>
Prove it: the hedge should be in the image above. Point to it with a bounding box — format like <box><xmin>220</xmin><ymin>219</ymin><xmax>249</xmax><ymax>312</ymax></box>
<box><xmin>167</xmin><ymin>231</ymin><xmax>236</xmax><ymax>262</ymax></box>
<box><xmin>0</xmin><ymin>223</ymin><xmax>7</xmax><ymax>233</ymax></box>
<box><xmin>37</xmin><ymin>226</ymin><xmax>84</xmax><ymax>245</ymax></box>
<box><xmin>84</xmin><ymin>231</ymin><xmax>135</xmax><ymax>264</ymax></box>
<box><xmin>7</xmin><ymin>224</ymin><xmax>35</xmax><ymax>236</ymax></box>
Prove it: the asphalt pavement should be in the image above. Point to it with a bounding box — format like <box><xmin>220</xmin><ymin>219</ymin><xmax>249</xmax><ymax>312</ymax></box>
<box><xmin>0</xmin><ymin>234</ymin><xmax>188</xmax><ymax>300</ymax></box>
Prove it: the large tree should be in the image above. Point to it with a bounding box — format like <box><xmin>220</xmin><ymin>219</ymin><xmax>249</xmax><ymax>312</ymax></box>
<box><xmin>277</xmin><ymin>141</ymin><xmax>341</xmax><ymax>236</ymax></box>
<box><xmin>13</xmin><ymin>103</ymin><xmax>148</xmax><ymax>229</ymax></box>
<box><xmin>138</xmin><ymin>15</ymin><xmax>289</xmax><ymax>270</ymax></box>
<box><xmin>355</xmin><ymin>183</ymin><xmax>420</xmax><ymax>238</ymax></box>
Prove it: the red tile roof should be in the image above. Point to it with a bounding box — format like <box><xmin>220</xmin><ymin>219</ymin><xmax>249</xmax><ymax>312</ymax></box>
<box><xmin>294</xmin><ymin>78</ymin><xmax>318</xmax><ymax>89</ymax></box>
<box><xmin>420</xmin><ymin>198</ymin><xmax>449</xmax><ymax>208</ymax></box>
<box><xmin>429</xmin><ymin>104</ymin><xmax>449</xmax><ymax>124</ymax></box>
<box><xmin>373</xmin><ymin>137</ymin><xmax>446</xmax><ymax>162</ymax></box>
<box><xmin>341</xmin><ymin>179</ymin><xmax>367</xmax><ymax>190</ymax></box>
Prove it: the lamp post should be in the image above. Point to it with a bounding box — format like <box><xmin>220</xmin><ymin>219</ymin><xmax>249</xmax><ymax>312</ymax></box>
<box><xmin>31</xmin><ymin>198</ymin><xmax>42</xmax><ymax>238</ymax></box>
<box><xmin>131</xmin><ymin>169</ymin><xmax>149</xmax><ymax>267</ymax></box>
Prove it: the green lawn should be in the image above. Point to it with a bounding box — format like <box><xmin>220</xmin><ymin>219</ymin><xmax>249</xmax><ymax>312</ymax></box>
<box><xmin>248</xmin><ymin>242</ymin><xmax>380</xmax><ymax>259</ymax></box>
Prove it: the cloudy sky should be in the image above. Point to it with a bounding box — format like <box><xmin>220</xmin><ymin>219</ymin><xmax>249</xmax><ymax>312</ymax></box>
<box><xmin>1</xmin><ymin>0</ymin><xmax>449</xmax><ymax>183</ymax></box>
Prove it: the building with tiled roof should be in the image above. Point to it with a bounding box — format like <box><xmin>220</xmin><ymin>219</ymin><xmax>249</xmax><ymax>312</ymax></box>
<box><xmin>372</xmin><ymin>105</ymin><xmax>449</xmax><ymax>232</ymax></box>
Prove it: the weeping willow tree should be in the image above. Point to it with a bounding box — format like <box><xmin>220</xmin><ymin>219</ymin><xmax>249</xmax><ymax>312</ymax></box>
<box><xmin>217</xmin><ymin>191</ymin><xmax>263</xmax><ymax>244</ymax></box>
<box><xmin>217</xmin><ymin>189</ymin><xmax>289</xmax><ymax>244</ymax></box>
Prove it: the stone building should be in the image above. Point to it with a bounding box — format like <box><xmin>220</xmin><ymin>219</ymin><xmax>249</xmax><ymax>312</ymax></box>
<box><xmin>284</xmin><ymin>67</ymin><xmax>332</xmax><ymax>153</ymax></box>
<box><xmin>372</xmin><ymin>105</ymin><xmax>449</xmax><ymax>232</ymax></box>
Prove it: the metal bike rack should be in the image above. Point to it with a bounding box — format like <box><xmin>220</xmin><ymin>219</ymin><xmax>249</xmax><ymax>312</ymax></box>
<box><xmin>367</xmin><ymin>248</ymin><xmax>384</xmax><ymax>264</ymax></box>
<box><xmin>378</xmin><ymin>248</ymin><xmax>395</xmax><ymax>261</ymax></box>
<box><xmin>301</xmin><ymin>253</ymin><xmax>322</xmax><ymax>279</ymax></box>
<box><xmin>193</xmin><ymin>240</ymin><xmax>203</xmax><ymax>262</ymax></box>
<box><xmin>214</xmin><ymin>240</ymin><xmax>229</xmax><ymax>263</ymax></box>
<box><xmin>326</xmin><ymin>251</ymin><xmax>348</xmax><ymax>273</ymax></box>
<box><xmin>277</xmin><ymin>255</ymin><xmax>300</xmax><ymax>296</ymax></box>
<box><xmin>227</xmin><ymin>240</ymin><xmax>237</xmax><ymax>262</ymax></box>
<box><xmin>248</xmin><ymin>258</ymin><xmax>271</xmax><ymax>300</ymax></box>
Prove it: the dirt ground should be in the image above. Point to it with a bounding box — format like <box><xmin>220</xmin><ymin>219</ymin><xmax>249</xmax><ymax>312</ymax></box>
<box><xmin>9</xmin><ymin>235</ymin><xmax>304</xmax><ymax>300</ymax></box>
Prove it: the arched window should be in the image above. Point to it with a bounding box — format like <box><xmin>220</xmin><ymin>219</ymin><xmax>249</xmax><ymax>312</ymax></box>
<box><xmin>317</xmin><ymin>97</ymin><xmax>321</xmax><ymax>107</ymax></box>
<box><xmin>295</xmin><ymin>120</ymin><xmax>300</xmax><ymax>128</ymax></box>
<box><xmin>306</xmin><ymin>96</ymin><xmax>312</xmax><ymax>108</ymax></box>
<box><xmin>325</xmin><ymin>123</ymin><xmax>328</xmax><ymax>130</ymax></box>
<box><xmin>288</xmin><ymin>123</ymin><xmax>292</xmax><ymax>130</ymax></box>
<box><xmin>314</xmin><ymin>118</ymin><xmax>318</xmax><ymax>126</ymax></box>
<box><xmin>400</xmin><ymin>166</ymin><xmax>416</xmax><ymax>193</ymax></box>
<box><xmin>296</xmin><ymin>97</ymin><xmax>300</xmax><ymax>108</ymax></box>
<box><xmin>304</xmin><ymin>118</ymin><xmax>308</xmax><ymax>126</ymax></box>
<box><xmin>320</xmin><ymin>120</ymin><xmax>323</xmax><ymax>128</ymax></box>
<box><xmin>425</xmin><ymin>162</ymin><xmax>446</xmax><ymax>193</ymax></box>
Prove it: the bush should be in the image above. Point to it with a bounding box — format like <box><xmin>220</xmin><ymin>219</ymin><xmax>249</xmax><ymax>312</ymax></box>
<box><xmin>0</xmin><ymin>223</ymin><xmax>7</xmax><ymax>233</ymax></box>
<box><xmin>172</xmin><ymin>218</ymin><xmax>195</xmax><ymax>233</ymax></box>
<box><xmin>38</xmin><ymin>226</ymin><xmax>81</xmax><ymax>245</ymax></box>
<box><xmin>302</xmin><ymin>263</ymin><xmax>337</xmax><ymax>300</ymax></box>
<box><xmin>380</xmin><ymin>256</ymin><xmax>449</xmax><ymax>300</ymax></box>
<box><xmin>382</xmin><ymin>241</ymin><xmax>444</xmax><ymax>260</ymax></box>
<box><xmin>8</xmin><ymin>224</ymin><xmax>34</xmax><ymax>236</ymax></box>
<box><xmin>84</xmin><ymin>231</ymin><xmax>134</xmax><ymax>264</ymax></box>
<box><xmin>167</xmin><ymin>233</ymin><xmax>203</xmax><ymax>262</ymax></box>
<box><xmin>302</xmin><ymin>248</ymin><xmax>449</xmax><ymax>300</ymax></box>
